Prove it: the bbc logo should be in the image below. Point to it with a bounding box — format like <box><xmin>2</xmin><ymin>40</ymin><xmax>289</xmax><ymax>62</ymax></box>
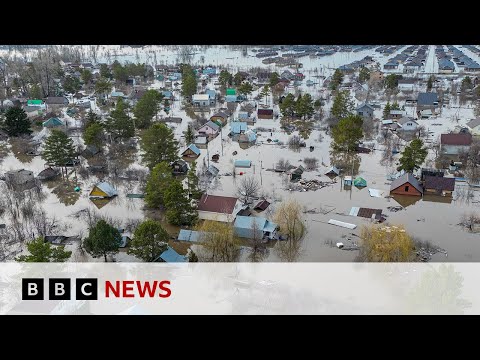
<box><xmin>22</xmin><ymin>278</ymin><xmax>98</xmax><ymax>300</ymax></box>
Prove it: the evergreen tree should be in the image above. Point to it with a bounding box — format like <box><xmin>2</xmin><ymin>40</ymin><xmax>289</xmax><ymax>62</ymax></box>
<box><xmin>63</xmin><ymin>75</ymin><xmax>81</xmax><ymax>94</ymax></box>
<box><xmin>269</xmin><ymin>72</ymin><xmax>280</xmax><ymax>87</ymax></box>
<box><xmin>181</xmin><ymin>64</ymin><xmax>197</xmax><ymax>99</ymax></box>
<box><xmin>83</xmin><ymin>220</ymin><xmax>122</xmax><ymax>262</ymax></box>
<box><xmin>133</xmin><ymin>89</ymin><xmax>163</xmax><ymax>129</ymax></box>
<box><xmin>233</xmin><ymin>72</ymin><xmax>244</xmax><ymax>86</ymax></box>
<box><xmin>397</xmin><ymin>138</ymin><xmax>428</xmax><ymax>173</ymax></box>
<box><xmin>100</xmin><ymin>64</ymin><xmax>112</xmax><ymax>79</ymax></box>
<box><xmin>187</xmin><ymin>161</ymin><xmax>202</xmax><ymax>199</ymax></box>
<box><xmin>105</xmin><ymin>98</ymin><xmax>134</xmax><ymax>139</ymax></box>
<box><xmin>185</xmin><ymin>124</ymin><xmax>195</xmax><ymax>144</ymax></box>
<box><xmin>94</xmin><ymin>77</ymin><xmax>112</xmax><ymax>99</ymax></box>
<box><xmin>279</xmin><ymin>93</ymin><xmax>296</xmax><ymax>117</ymax></box>
<box><xmin>260</xmin><ymin>85</ymin><xmax>270</xmax><ymax>105</ymax></box>
<box><xmin>144</xmin><ymin>161</ymin><xmax>174</xmax><ymax>208</ymax></box>
<box><xmin>30</xmin><ymin>83</ymin><xmax>43</xmax><ymax>99</ymax></box>
<box><xmin>127</xmin><ymin>219</ymin><xmax>169</xmax><ymax>262</ymax></box>
<box><xmin>81</xmin><ymin>69</ymin><xmax>92</xmax><ymax>85</ymax></box>
<box><xmin>42</xmin><ymin>129</ymin><xmax>75</xmax><ymax>174</ymax></box>
<box><xmin>331</xmin><ymin>114</ymin><xmax>363</xmax><ymax>152</ymax></box>
<box><xmin>383</xmin><ymin>102</ymin><xmax>391</xmax><ymax>119</ymax></box>
<box><xmin>140</xmin><ymin>123</ymin><xmax>179</xmax><ymax>170</ymax></box>
<box><xmin>16</xmin><ymin>237</ymin><xmax>71</xmax><ymax>262</ymax></box>
<box><xmin>331</xmin><ymin>90</ymin><xmax>354</xmax><ymax>120</ymax></box>
<box><xmin>164</xmin><ymin>180</ymin><xmax>198</xmax><ymax>226</ymax></box>
<box><xmin>84</xmin><ymin>122</ymin><xmax>104</xmax><ymax>149</ymax></box>
<box><xmin>238</xmin><ymin>82</ymin><xmax>253</xmax><ymax>98</ymax></box>
<box><xmin>85</xmin><ymin>109</ymin><xmax>100</xmax><ymax>128</ymax></box>
<box><xmin>296</xmin><ymin>93</ymin><xmax>314</xmax><ymax>119</ymax></box>
<box><xmin>219</xmin><ymin>70</ymin><xmax>233</xmax><ymax>87</ymax></box>
<box><xmin>330</xmin><ymin>69</ymin><xmax>344</xmax><ymax>90</ymax></box>
<box><xmin>4</xmin><ymin>107</ymin><xmax>32</xmax><ymax>136</ymax></box>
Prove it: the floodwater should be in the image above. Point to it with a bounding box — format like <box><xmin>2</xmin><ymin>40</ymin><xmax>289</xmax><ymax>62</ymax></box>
<box><xmin>2</xmin><ymin>44</ymin><xmax>480</xmax><ymax>262</ymax></box>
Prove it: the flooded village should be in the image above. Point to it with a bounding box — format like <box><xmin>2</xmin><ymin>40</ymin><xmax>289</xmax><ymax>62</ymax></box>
<box><xmin>1</xmin><ymin>44</ymin><xmax>480</xmax><ymax>263</ymax></box>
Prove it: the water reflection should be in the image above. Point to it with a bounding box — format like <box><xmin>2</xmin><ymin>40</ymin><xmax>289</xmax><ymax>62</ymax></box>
<box><xmin>391</xmin><ymin>194</ymin><xmax>421</xmax><ymax>208</ymax></box>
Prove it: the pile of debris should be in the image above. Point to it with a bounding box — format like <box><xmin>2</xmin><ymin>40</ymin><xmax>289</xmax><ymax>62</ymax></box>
<box><xmin>416</xmin><ymin>246</ymin><xmax>447</xmax><ymax>262</ymax></box>
<box><xmin>387</xmin><ymin>206</ymin><xmax>404</xmax><ymax>212</ymax></box>
<box><xmin>288</xmin><ymin>179</ymin><xmax>333</xmax><ymax>192</ymax></box>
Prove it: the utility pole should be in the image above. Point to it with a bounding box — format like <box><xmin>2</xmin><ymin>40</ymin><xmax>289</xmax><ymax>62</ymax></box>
<box><xmin>260</xmin><ymin>160</ymin><xmax>263</xmax><ymax>185</ymax></box>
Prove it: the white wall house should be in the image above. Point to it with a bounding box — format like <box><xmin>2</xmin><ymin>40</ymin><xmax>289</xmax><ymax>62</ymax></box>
<box><xmin>197</xmin><ymin>194</ymin><xmax>244</xmax><ymax>223</ymax></box>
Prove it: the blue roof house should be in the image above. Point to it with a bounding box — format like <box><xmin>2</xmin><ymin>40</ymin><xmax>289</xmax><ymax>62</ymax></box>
<box><xmin>230</xmin><ymin>122</ymin><xmax>248</xmax><ymax>135</ymax></box>
<box><xmin>155</xmin><ymin>246</ymin><xmax>187</xmax><ymax>262</ymax></box>
<box><xmin>234</xmin><ymin>216</ymin><xmax>278</xmax><ymax>240</ymax></box>
<box><xmin>181</xmin><ymin>144</ymin><xmax>201</xmax><ymax>158</ymax></box>
<box><xmin>226</xmin><ymin>94</ymin><xmax>238</xmax><ymax>103</ymax></box>
<box><xmin>202</xmin><ymin>67</ymin><xmax>216</xmax><ymax>76</ymax></box>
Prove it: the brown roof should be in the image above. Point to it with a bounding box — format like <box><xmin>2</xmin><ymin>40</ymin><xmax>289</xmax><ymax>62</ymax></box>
<box><xmin>197</xmin><ymin>194</ymin><xmax>238</xmax><ymax>214</ymax></box>
<box><xmin>424</xmin><ymin>176</ymin><xmax>455</xmax><ymax>192</ymax></box>
<box><xmin>357</xmin><ymin>208</ymin><xmax>383</xmax><ymax>220</ymax></box>
<box><xmin>258</xmin><ymin>109</ymin><xmax>273</xmax><ymax>115</ymax></box>
<box><xmin>254</xmin><ymin>199</ymin><xmax>270</xmax><ymax>211</ymax></box>
<box><xmin>440</xmin><ymin>133</ymin><xmax>472</xmax><ymax>146</ymax></box>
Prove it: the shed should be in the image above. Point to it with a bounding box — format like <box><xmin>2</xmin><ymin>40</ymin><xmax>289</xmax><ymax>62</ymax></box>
<box><xmin>89</xmin><ymin>182</ymin><xmax>118</xmax><ymax>198</ymax></box>
<box><xmin>177</xmin><ymin>229</ymin><xmax>206</xmax><ymax>243</ymax></box>
<box><xmin>238</xmin><ymin>129</ymin><xmax>257</xmax><ymax>143</ymax></box>
<box><xmin>344</xmin><ymin>176</ymin><xmax>353</xmax><ymax>186</ymax></box>
<box><xmin>225</xmin><ymin>95</ymin><xmax>238</xmax><ymax>103</ymax></box>
<box><xmin>226</xmin><ymin>88</ymin><xmax>236</xmax><ymax>96</ymax></box>
<box><xmin>353</xmin><ymin>177</ymin><xmax>367</xmax><ymax>187</ymax></box>
<box><xmin>206</xmin><ymin>164</ymin><xmax>219</xmax><ymax>177</ymax></box>
<box><xmin>254</xmin><ymin>199</ymin><xmax>271</xmax><ymax>211</ymax></box>
<box><xmin>325</xmin><ymin>166</ymin><xmax>340</xmax><ymax>176</ymax></box>
<box><xmin>234</xmin><ymin>159</ymin><xmax>252</xmax><ymax>168</ymax></box>
<box><xmin>171</xmin><ymin>159</ymin><xmax>189</xmax><ymax>175</ymax></box>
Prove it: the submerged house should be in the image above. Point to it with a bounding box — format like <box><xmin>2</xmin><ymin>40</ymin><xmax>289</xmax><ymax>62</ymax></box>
<box><xmin>89</xmin><ymin>182</ymin><xmax>118</xmax><ymax>199</ymax></box>
<box><xmin>192</xmin><ymin>94</ymin><xmax>213</xmax><ymax>107</ymax></box>
<box><xmin>416</xmin><ymin>92</ymin><xmax>439</xmax><ymax>116</ymax></box>
<box><xmin>325</xmin><ymin>166</ymin><xmax>340</xmax><ymax>177</ymax></box>
<box><xmin>197</xmin><ymin>193</ymin><xmax>244</xmax><ymax>222</ymax></box>
<box><xmin>177</xmin><ymin>229</ymin><xmax>207</xmax><ymax>243</ymax></box>
<box><xmin>424</xmin><ymin>176</ymin><xmax>455</xmax><ymax>196</ymax></box>
<box><xmin>238</xmin><ymin>129</ymin><xmax>257</xmax><ymax>143</ymax></box>
<box><xmin>5</xmin><ymin>169</ymin><xmax>35</xmax><ymax>187</ymax></box>
<box><xmin>289</xmin><ymin>165</ymin><xmax>305</xmax><ymax>181</ymax></box>
<box><xmin>230</xmin><ymin>121</ymin><xmax>248</xmax><ymax>136</ymax></box>
<box><xmin>389</xmin><ymin>173</ymin><xmax>423</xmax><ymax>197</ymax></box>
<box><xmin>181</xmin><ymin>144</ymin><xmax>201</xmax><ymax>158</ymax></box>
<box><xmin>466</xmin><ymin>118</ymin><xmax>480</xmax><ymax>136</ymax></box>
<box><xmin>210</xmin><ymin>111</ymin><xmax>229</xmax><ymax>125</ymax></box>
<box><xmin>233</xmin><ymin>216</ymin><xmax>278</xmax><ymax>241</ymax></box>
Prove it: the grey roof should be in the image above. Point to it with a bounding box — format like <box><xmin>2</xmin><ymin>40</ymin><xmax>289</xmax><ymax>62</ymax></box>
<box><xmin>397</xmin><ymin>117</ymin><xmax>418</xmax><ymax>125</ymax></box>
<box><xmin>467</xmin><ymin>118</ymin><xmax>480</xmax><ymax>129</ymax></box>
<box><xmin>356</xmin><ymin>103</ymin><xmax>374</xmax><ymax>111</ymax></box>
<box><xmin>204</xmin><ymin>120</ymin><xmax>220</xmax><ymax>131</ymax></box>
<box><xmin>390</xmin><ymin>173</ymin><xmax>423</xmax><ymax>194</ymax></box>
<box><xmin>45</xmin><ymin>97</ymin><xmax>69</xmax><ymax>105</ymax></box>
<box><xmin>417</xmin><ymin>92</ymin><xmax>438</xmax><ymax>106</ymax></box>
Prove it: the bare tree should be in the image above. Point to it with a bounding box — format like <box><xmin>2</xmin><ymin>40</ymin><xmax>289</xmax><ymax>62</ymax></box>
<box><xmin>303</xmin><ymin>157</ymin><xmax>319</xmax><ymax>171</ymax></box>
<box><xmin>273</xmin><ymin>199</ymin><xmax>306</xmax><ymax>262</ymax></box>
<box><xmin>236</xmin><ymin>176</ymin><xmax>260</xmax><ymax>205</ymax></box>
<box><xmin>288</xmin><ymin>135</ymin><xmax>303</xmax><ymax>149</ymax></box>
<box><xmin>196</xmin><ymin>220</ymin><xmax>240</xmax><ymax>262</ymax></box>
<box><xmin>276</xmin><ymin>158</ymin><xmax>291</xmax><ymax>172</ymax></box>
<box><xmin>247</xmin><ymin>220</ymin><xmax>268</xmax><ymax>262</ymax></box>
<box><xmin>459</xmin><ymin>212</ymin><xmax>480</xmax><ymax>232</ymax></box>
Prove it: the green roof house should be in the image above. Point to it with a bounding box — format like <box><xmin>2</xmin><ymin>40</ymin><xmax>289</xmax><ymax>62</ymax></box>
<box><xmin>43</xmin><ymin>117</ymin><xmax>64</xmax><ymax>128</ymax></box>
<box><xmin>27</xmin><ymin>99</ymin><xmax>43</xmax><ymax>106</ymax></box>
<box><xmin>226</xmin><ymin>88</ymin><xmax>236</xmax><ymax>96</ymax></box>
